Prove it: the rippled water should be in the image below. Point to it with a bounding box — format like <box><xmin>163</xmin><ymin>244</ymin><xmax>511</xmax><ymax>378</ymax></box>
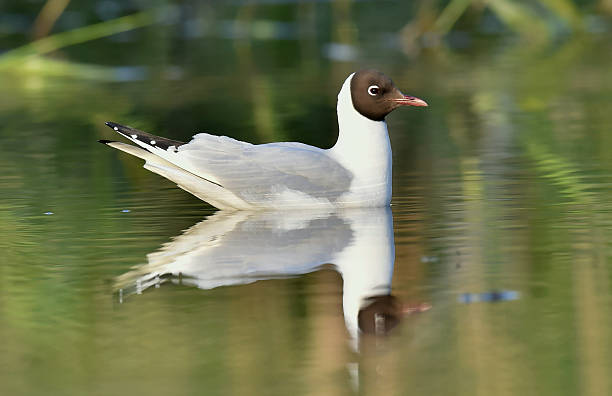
<box><xmin>3</xmin><ymin>4</ymin><xmax>612</xmax><ymax>395</ymax></box>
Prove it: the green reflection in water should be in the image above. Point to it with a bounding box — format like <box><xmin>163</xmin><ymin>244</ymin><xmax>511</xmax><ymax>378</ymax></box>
<box><xmin>2</xmin><ymin>1</ymin><xmax>612</xmax><ymax>395</ymax></box>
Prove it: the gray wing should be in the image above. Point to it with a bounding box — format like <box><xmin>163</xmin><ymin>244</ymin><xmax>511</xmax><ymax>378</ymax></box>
<box><xmin>172</xmin><ymin>133</ymin><xmax>353</xmax><ymax>203</ymax></box>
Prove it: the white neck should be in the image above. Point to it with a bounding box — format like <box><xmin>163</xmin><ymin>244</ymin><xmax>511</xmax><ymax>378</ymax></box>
<box><xmin>328</xmin><ymin>73</ymin><xmax>392</xmax><ymax>206</ymax></box>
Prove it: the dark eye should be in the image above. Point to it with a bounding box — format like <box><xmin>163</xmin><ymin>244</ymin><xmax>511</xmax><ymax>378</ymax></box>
<box><xmin>368</xmin><ymin>85</ymin><xmax>380</xmax><ymax>96</ymax></box>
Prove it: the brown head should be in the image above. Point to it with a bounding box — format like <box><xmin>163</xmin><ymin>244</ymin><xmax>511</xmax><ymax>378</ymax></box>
<box><xmin>350</xmin><ymin>69</ymin><xmax>427</xmax><ymax>122</ymax></box>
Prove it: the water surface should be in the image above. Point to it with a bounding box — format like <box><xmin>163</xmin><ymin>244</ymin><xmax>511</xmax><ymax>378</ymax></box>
<box><xmin>2</xmin><ymin>3</ymin><xmax>612</xmax><ymax>395</ymax></box>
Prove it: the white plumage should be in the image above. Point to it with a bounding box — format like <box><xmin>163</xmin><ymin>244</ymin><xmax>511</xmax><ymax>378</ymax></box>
<box><xmin>101</xmin><ymin>71</ymin><xmax>426</xmax><ymax>210</ymax></box>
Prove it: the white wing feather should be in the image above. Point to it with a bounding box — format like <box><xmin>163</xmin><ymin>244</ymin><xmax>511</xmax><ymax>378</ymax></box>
<box><xmin>152</xmin><ymin>133</ymin><xmax>353</xmax><ymax>205</ymax></box>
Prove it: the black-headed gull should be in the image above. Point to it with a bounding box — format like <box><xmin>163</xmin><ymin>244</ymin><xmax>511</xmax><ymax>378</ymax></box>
<box><xmin>100</xmin><ymin>70</ymin><xmax>427</xmax><ymax>210</ymax></box>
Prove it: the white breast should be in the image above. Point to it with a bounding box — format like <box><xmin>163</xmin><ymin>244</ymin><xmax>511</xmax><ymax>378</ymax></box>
<box><xmin>327</xmin><ymin>73</ymin><xmax>393</xmax><ymax>207</ymax></box>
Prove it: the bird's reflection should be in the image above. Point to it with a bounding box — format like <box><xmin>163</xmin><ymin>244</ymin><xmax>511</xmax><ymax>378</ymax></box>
<box><xmin>116</xmin><ymin>207</ymin><xmax>428</xmax><ymax>350</ymax></box>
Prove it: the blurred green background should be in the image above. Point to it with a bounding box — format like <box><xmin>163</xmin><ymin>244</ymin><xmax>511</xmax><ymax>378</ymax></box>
<box><xmin>2</xmin><ymin>1</ymin><xmax>612</xmax><ymax>395</ymax></box>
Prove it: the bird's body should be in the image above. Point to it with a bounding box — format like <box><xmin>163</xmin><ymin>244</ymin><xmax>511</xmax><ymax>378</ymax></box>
<box><xmin>101</xmin><ymin>70</ymin><xmax>426</xmax><ymax>210</ymax></box>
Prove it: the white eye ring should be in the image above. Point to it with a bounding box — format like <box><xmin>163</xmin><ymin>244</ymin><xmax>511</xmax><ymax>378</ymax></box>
<box><xmin>368</xmin><ymin>85</ymin><xmax>380</xmax><ymax>96</ymax></box>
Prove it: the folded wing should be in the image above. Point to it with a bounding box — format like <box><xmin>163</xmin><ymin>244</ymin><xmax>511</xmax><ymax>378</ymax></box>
<box><xmin>151</xmin><ymin>133</ymin><xmax>354</xmax><ymax>206</ymax></box>
<box><xmin>104</xmin><ymin>123</ymin><xmax>353</xmax><ymax>208</ymax></box>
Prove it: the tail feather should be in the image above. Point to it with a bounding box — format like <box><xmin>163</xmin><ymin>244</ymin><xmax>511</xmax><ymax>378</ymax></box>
<box><xmin>99</xmin><ymin>130</ymin><xmax>253</xmax><ymax>210</ymax></box>
<box><xmin>98</xmin><ymin>140</ymin><xmax>154</xmax><ymax>161</ymax></box>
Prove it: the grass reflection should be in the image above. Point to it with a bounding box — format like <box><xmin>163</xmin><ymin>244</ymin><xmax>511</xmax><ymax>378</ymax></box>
<box><xmin>0</xmin><ymin>10</ymin><xmax>155</xmax><ymax>68</ymax></box>
<box><xmin>2</xmin><ymin>1</ymin><xmax>612</xmax><ymax>395</ymax></box>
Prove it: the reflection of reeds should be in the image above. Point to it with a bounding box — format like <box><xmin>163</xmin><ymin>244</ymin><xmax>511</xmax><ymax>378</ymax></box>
<box><xmin>0</xmin><ymin>10</ymin><xmax>155</xmax><ymax>68</ymax></box>
<box><xmin>4</xmin><ymin>0</ymin><xmax>607</xmax><ymax>71</ymax></box>
<box><xmin>402</xmin><ymin>0</ymin><xmax>588</xmax><ymax>54</ymax></box>
<box><xmin>31</xmin><ymin>0</ymin><xmax>71</xmax><ymax>39</ymax></box>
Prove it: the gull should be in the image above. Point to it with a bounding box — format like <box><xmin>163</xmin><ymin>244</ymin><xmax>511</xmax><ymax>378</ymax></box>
<box><xmin>100</xmin><ymin>70</ymin><xmax>427</xmax><ymax>210</ymax></box>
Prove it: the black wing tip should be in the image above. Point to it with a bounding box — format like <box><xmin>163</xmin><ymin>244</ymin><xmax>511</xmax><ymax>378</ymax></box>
<box><xmin>98</xmin><ymin>139</ymin><xmax>116</xmax><ymax>144</ymax></box>
<box><xmin>105</xmin><ymin>121</ymin><xmax>128</xmax><ymax>131</ymax></box>
<box><xmin>104</xmin><ymin>121</ymin><xmax>186</xmax><ymax>149</ymax></box>
<box><xmin>105</xmin><ymin>121</ymin><xmax>136</xmax><ymax>140</ymax></box>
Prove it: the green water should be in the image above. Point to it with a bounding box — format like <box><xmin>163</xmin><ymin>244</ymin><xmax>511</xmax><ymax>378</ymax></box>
<box><xmin>2</xmin><ymin>2</ymin><xmax>612</xmax><ymax>395</ymax></box>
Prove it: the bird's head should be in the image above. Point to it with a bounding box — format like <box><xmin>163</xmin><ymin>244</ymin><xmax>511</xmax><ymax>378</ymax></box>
<box><xmin>350</xmin><ymin>69</ymin><xmax>427</xmax><ymax>121</ymax></box>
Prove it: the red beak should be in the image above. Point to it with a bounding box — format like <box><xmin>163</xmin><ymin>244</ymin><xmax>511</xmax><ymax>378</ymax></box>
<box><xmin>392</xmin><ymin>95</ymin><xmax>428</xmax><ymax>107</ymax></box>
